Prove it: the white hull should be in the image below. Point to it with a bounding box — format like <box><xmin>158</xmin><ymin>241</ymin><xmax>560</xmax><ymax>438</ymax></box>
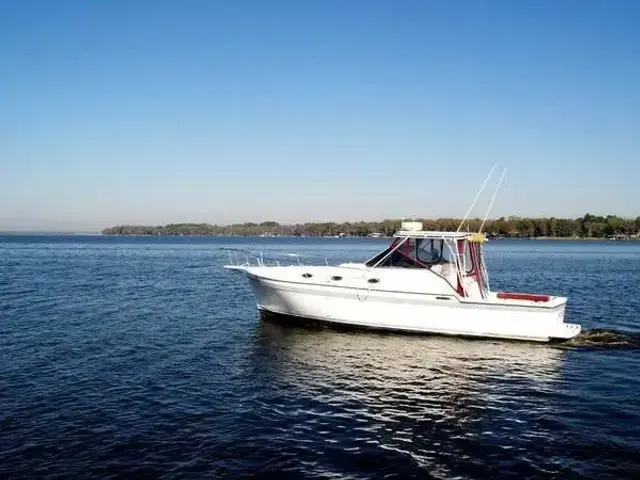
<box><xmin>237</xmin><ymin>266</ymin><xmax>581</xmax><ymax>343</ymax></box>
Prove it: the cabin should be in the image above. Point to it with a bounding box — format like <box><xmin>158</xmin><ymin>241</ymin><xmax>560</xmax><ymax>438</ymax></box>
<box><xmin>361</xmin><ymin>221</ymin><xmax>553</xmax><ymax>303</ymax></box>
<box><xmin>363</xmin><ymin>222</ymin><xmax>490</xmax><ymax>299</ymax></box>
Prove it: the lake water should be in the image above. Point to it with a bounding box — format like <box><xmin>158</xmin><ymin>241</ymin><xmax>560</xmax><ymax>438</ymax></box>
<box><xmin>1</xmin><ymin>235</ymin><xmax>639</xmax><ymax>479</ymax></box>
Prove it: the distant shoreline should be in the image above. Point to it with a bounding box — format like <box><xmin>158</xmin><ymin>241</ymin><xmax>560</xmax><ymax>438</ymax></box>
<box><xmin>1</xmin><ymin>231</ymin><xmax>639</xmax><ymax>241</ymax></box>
<box><xmin>100</xmin><ymin>214</ymin><xmax>640</xmax><ymax>240</ymax></box>
<box><xmin>527</xmin><ymin>236</ymin><xmax>638</xmax><ymax>241</ymax></box>
<box><xmin>96</xmin><ymin>233</ymin><xmax>639</xmax><ymax>241</ymax></box>
<box><xmin>4</xmin><ymin>214</ymin><xmax>640</xmax><ymax>240</ymax></box>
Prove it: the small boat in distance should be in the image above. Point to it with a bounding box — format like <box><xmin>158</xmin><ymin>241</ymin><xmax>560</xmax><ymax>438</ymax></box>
<box><xmin>224</xmin><ymin>221</ymin><xmax>581</xmax><ymax>343</ymax></box>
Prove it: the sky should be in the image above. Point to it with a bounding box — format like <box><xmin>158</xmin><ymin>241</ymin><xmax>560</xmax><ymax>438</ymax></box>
<box><xmin>1</xmin><ymin>0</ymin><xmax>639</xmax><ymax>230</ymax></box>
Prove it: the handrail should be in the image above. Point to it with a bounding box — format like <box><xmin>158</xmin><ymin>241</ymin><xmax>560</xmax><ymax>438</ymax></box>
<box><xmin>220</xmin><ymin>247</ymin><xmax>305</xmax><ymax>268</ymax></box>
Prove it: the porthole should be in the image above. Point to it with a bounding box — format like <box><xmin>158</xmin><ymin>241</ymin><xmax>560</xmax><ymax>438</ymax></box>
<box><xmin>331</xmin><ymin>276</ymin><xmax>343</xmax><ymax>281</ymax></box>
<box><xmin>367</xmin><ymin>278</ymin><xmax>379</xmax><ymax>284</ymax></box>
<box><xmin>302</xmin><ymin>273</ymin><xmax>312</xmax><ymax>278</ymax></box>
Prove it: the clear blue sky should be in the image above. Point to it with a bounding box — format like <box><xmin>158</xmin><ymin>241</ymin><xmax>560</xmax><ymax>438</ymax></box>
<box><xmin>1</xmin><ymin>0</ymin><xmax>639</xmax><ymax>230</ymax></box>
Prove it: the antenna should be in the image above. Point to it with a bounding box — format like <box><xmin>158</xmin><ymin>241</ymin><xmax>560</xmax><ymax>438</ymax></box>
<box><xmin>456</xmin><ymin>164</ymin><xmax>497</xmax><ymax>233</ymax></box>
<box><xmin>479</xmin><ymin>168</ymin><xmax>507</xmax><ymax>234</ymax></box>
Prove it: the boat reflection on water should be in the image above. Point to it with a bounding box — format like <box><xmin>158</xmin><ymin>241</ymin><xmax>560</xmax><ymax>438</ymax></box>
<box><xmin>249</xmin><ymin>313</ymin><xmax>572</xmax><ymax>476</ymax></box>
<box><xmin>256</xmin><ymin>311</ymin><xmax>566</xmax><ymax>387</ymax></box>
<box><xmin>246</xmin><ymin>312</ymin><xmax>578</xmax><ymax>476</ymax></box>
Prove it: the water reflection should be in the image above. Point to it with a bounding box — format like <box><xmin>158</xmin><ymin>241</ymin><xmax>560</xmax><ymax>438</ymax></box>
<box><xmin>247</xmin><ymin>313</ymin><xmax>570</xmax><ymax>476</ymax></box>
<box><xmin>255</xmin><ymin>313</ymin><xmax>565</xmax><ymax>387</ymax></box>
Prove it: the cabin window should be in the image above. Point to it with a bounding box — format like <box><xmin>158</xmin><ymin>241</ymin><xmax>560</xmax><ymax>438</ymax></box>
<box><xmin>441</xmin><ymin>239</ymin><xmax>458</xmax><ymax>264</ymax></box>
<box><xmin>463</xmin><ymin>244</ymin><xmax>474</xmax><ymax>274</ymax></box>
<box><xmin>365</xmin><ymin>238</ymin><xmax>452</xmax><ymax>268</ymax></box>
<box><xmin>388</xmin><ymin>240</ymin><xmax>423</xmax><ymax>267</ymax></box>
<box><xmin>331</xmin><ymin>275</ymin><xmax>342</xmax><ymax>281</ymax></box>
<box><xmin>364</xmin><ymin>238</ymin><xmax>416</xmax><ymax>268</ymax></box>
<box><xmin>416</xmin><ymin>239</ymin><xmax>443</xmax><ymax>264</ymax></box>
<box><xmin>302</xmin><ymin>273</ymin><xmax>313</xmax><ymax>278</ymax></box>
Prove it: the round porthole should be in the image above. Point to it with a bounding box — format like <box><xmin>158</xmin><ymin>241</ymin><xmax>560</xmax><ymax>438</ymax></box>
<box><xmin>331</xmin><ymin>275</ymin><xmax>343</xmax><ymax>281</ymax></box>
<box><xmin>302</xmin><ymin>273</ymin><xmax>312</xmax><ymax>278</ymax></box>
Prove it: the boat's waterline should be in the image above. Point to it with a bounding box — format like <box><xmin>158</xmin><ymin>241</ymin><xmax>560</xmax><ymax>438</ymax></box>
<box><xmin>237</xmin><ymin>267</ymin><xmax>581</xmax><ymax>343</ymax></box>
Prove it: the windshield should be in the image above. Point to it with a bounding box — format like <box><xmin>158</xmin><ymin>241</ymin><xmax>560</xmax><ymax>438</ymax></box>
<box><xmin>365</xmin><ymin>238</ymin><xmax>455</xmax><ymax>268</ymax></box>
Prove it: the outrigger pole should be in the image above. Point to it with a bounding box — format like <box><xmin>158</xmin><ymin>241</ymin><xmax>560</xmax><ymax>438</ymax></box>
<box><xmin>479</xmin><ymin>168</ymin><xmax>507</xmax><ymax>234</ymax></box>
<box><xmin>456</xmin><ymin>164</ymin><xmax>498</xmax><ymax>233</ymax></box>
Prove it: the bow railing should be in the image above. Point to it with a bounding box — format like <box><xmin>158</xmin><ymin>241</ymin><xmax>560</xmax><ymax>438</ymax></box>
<box><xmin>221</xmin><ymin>247</ymin><xmax>324</xmax><ymax>268</ymax></box>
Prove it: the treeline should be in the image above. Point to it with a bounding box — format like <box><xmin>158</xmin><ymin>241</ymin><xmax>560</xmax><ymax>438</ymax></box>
<box><xmin>102</xmin><ymin>214</ymin><xmax>640</xmax><ymax>238</ymax></box>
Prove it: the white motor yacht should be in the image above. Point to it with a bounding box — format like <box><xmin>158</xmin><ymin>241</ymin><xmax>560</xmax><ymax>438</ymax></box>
<box><xmin>225</xmin><ymin>221</ymin><xmax>581</xmax><ymax>343</ymax></box>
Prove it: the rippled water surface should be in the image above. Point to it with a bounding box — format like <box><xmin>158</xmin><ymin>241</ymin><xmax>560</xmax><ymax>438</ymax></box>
<box><xmin>1</xmin><ymin>236</ymin><xmax>639</xmax><ymax>479</ymax></box>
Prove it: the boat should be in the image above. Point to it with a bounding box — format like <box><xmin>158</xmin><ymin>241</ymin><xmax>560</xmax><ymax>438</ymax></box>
<box><xmin>224</xmin><ymin>220</ymin><xmax>581</xmax><ymax>342</ymax></box>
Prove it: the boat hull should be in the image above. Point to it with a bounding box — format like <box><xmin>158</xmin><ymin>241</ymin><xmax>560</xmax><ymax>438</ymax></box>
<box><xmin>244</xmin><ymin>272</ymin><xmax>580</xmax><ymax>343</ymax></box>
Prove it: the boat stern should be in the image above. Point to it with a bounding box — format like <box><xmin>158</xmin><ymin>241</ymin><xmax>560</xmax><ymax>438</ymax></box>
<box><xmin>538</xmin><ymin>297</ymin><xmax>581</xmax><ymax>341</ymax></box>
<box><xmin>550</xmin><ymin>322</ymin><xmax>582</xmax><ymax>341</ymax></box>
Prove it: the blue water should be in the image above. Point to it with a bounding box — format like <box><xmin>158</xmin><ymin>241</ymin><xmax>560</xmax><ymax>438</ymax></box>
<box><xmin>1</xmin><ymin>235</ymin><xmax>639</xmax><ymax>479</ymax></box>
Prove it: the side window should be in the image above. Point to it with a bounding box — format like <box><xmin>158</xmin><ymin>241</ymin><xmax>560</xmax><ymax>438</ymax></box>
<box><xmin>441</xmin><ymin>240</ymin><xmax>457</xmax><ymax>263</ymax></box>
<box><xmin>464</xmin><ymin>244</ymin><xmax>474</xmax><ymax>273</ymax></box>
<box><xmin>417</xmin><ymin>239</ymin><xmax>442</xmax><ymax>263</ymax></box>
<box><xmin>392</xmin><ymin>238</ymin><xmax>418</xmax><ymax>265</ymax></box>
<box><xmin>366</xmin><ymin>238</ymin><xmax>418</xmax><ymax>267</ymax></box>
